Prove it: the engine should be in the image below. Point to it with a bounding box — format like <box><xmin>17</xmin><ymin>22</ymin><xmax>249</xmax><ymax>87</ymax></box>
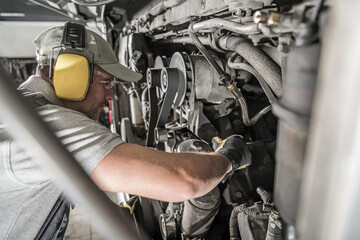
<box><xmin>99</xmin><ymin>0</ymin><xmax>328</xmax><ymax>239</ymax></box>
<box><xmin>0</xmin><ymin>0</ymin><xmax>328</xmax><ymax>239</ymax></box>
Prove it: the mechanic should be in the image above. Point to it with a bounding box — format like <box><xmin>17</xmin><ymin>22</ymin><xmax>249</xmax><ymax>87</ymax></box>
<box><xmin>0</xmin><ymin>23</ymin><xmax>251</xmax><ymax>239</ymax></box>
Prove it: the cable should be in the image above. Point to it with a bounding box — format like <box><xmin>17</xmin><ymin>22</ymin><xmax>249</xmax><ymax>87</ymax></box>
<box><xmin>311</xmin><ymin>0</ymin><xmax>326</xmax><ymax>23</ymax></box>
<box><xmin>188</xmin><ymin>24</ymin><xmax>224</xmax><ymax>77</ymax></box>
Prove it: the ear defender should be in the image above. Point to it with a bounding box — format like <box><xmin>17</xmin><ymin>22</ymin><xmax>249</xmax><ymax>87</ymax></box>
<box><xmin>50</xmin><ymin>22</ymin><xmax>94</xmax><ymax>101</ymax></box>
<box><xmin>53</xmin><ymin>54</ymin><xmax>90</xmax><ymax>100</ymax></box>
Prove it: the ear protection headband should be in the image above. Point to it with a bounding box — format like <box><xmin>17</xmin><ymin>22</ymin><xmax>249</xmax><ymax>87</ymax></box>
<box><xmin>49</xmin><ymin>22</ymin><xmax>94</xmax><ymax>101</ymax></box>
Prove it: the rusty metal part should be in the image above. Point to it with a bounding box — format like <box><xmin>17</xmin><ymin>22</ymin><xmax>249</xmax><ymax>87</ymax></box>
<box><xmin>253</xmin><ymin>10</ymin><xmax>268</xmax><ymax>24</ymax></box>
<box><xmin>267</xmin><ymin>12</ymin><xmax>282</xmax><ymax>26</ymax></box>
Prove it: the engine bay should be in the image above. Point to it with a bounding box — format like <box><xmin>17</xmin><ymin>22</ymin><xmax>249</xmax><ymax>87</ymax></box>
<box><xmin>0</xmin><ymin>0</ymin><xmax>331</xmax><ymax>239</ymax></box>
<box><xmin>102</xmin><ymin>0</ymin><xmax>326</xmax><ymax>239</ymax></box>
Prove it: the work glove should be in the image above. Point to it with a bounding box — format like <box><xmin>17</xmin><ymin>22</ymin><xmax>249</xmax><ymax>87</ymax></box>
<box><xmin>212</xmin><ymin>135</ymin><xmax>252</xmax><ymax>178</ymax></box>
<box><xmin>119</xmin><ymin>196</ymin><xmax>138</xmax><ymax>215</ymax></box>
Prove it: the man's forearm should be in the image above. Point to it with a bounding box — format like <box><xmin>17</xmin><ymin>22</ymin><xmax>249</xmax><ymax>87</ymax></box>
<box><xmin>90</xmin><ymin>143</ymin><xmax>231</xmax><ymax>202</ymax></box>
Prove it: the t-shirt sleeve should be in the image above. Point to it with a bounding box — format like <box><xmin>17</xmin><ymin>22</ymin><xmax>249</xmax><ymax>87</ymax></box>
<box><xmin>8</xmin><ymin>105</ymin><xmax>124</xmax><ymax>184</ymax></box>
<box><xmin>40</xmin><ymin>105</ymin><xmax>124</xmax><ymax>175</ymax></box>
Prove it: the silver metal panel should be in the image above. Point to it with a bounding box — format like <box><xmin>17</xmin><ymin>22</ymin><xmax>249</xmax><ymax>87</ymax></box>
<box><xmin>297</xmin><ymin>1</ymin><xmax>360</xmax><ymax>239</ymax></box>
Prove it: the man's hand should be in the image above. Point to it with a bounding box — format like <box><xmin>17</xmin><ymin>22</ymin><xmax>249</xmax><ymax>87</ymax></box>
<box><xmin>212</xmin><ymin>135</ymin><xmax>252</xmax><ymax>173</ymax></box>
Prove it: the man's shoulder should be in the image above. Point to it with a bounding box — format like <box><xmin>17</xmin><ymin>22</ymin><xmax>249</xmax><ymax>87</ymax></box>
<box><xmin>38</xmin><ymin>104</ymin><xmax>85</xmax><ymax>116</ymax></box>
<box><xmin>38</xmin><ymin>104</ymin><xmax>102</xmax><ymax>128</ymax></box>
<box><xmin>19</xmin><ymin>75</ymin><xmax>64</xmax><ymax>106</ymax></box>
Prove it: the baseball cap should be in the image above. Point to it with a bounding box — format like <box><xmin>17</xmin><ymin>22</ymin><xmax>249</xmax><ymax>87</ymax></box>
<box><xmin>33</xmin><ymin>25</ymin><xmax>142</xmax><ymax>82</ymax></box>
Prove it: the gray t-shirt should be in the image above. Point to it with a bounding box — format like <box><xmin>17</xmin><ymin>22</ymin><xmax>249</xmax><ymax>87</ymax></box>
<box><xmin>0</xmin><ymin>76</ymin><xmax>124</xmax><ymax>239</ymax></box>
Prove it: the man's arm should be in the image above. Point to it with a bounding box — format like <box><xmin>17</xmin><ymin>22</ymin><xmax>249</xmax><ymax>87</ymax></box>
<box><xmin>90</xmin><ymin>143</ymin><xmax>231</xmax><ymax>202</ymax></box>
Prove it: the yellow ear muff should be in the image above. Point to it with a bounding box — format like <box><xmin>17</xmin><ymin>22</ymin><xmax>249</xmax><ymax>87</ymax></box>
<box><xmin>53</xmin><ymin>53</ymin><xmax>90</xmax><ymax>101</ymax></box>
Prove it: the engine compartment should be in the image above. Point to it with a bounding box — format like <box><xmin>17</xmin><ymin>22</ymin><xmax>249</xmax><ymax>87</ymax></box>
<box><xmin>102</xmin><ymin>0</ymin><xmax>326</xmax><ymax>239</ymax></box>
<box><xmin>0</xmin><ymin>0</ymin><xmax>330</xmax><ymax>239</ymax></box>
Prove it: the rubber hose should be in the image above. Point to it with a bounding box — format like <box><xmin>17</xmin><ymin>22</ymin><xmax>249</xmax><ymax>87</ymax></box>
<box><xmin>229</xmin><ymin>205</ymin><xmax>247</xmax><ymax>240</ymax></box>
<box><xmin>219</xmin><ymin>36</ymin><xmax>283</xmax><ymax>97</ymax></box>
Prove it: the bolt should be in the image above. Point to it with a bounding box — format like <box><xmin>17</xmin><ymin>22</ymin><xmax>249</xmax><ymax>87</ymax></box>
<box><xmin>253</xmin><ymin>11</ymin><xmax>268</xmax><ymax>23</ymax></box>
<box><xmin>191</xmin><ymin>141</ymin><xmax>203</xmax><ymax>151</ymax></box>
<box><xmin>162</xmin><ymin>72</ymin><xmax>167</xmax><ymax>90</ymax></box>
<box><xmin>235</xmin><ymin>191</ymin><xmax>243</xmax><ymax>198</ymax></box>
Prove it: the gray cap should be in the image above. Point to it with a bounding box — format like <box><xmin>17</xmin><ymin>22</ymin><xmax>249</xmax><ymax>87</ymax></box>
<box><xmin>34</xmin><ymin>26</ymin><xmax>142</xmax><ymax>82</ymax></box>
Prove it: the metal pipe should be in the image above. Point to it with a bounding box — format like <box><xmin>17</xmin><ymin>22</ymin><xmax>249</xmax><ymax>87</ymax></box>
<box><xmin>156</xmin><ymin>36</ymin><xmax>211</xmax><ymax>45</ymax></box>
<box><xmin>148</xmin><ymin>2</ymin><xmax>166</xmax><ymax>16</ymax></box>
<box><xmin>164</xmin><ymin>0</ymin><xmax>186</xmax><ymax>8</ymax></box>
<box><xmin>71</xmin><ymin>0</ymin><xmax>116</xmax><ymax>6</ymax></box>
<box><xmin>0</xmin><ymin>69</ymin><xmax>140</xmax><ymax>240</ymax></box>
<box><xmin>152</xmin><ymin>29</ymin><xmax>188</xmax><ymax>40</ymax></box>
<box><xmin>219</xmin><ymin>36</ymin><xmax>283</xmax><ymax>97</ymax></box>
<box><xmin>29</xmin><ymin>0</ymin><xmax>83</xmax><ymax>21</ymax></box>
<box><xmin>192</xmin><ymin>18</ymin><xmax>260</xmax><ymax>35</ymax></box>
<box><xmin>148</xmin><ymin>0</ymin><xmax>186</xmax><ymax>16</ymax></box>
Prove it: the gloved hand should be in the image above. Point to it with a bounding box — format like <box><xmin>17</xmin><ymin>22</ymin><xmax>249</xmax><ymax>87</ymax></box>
<box><xmin>212</xmin><ymin>135</ymin><xmax>252</xmax><ymax>174</ymax></box>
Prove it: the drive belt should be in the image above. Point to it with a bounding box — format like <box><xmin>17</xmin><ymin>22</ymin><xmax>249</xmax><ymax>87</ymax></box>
<box><xmin>146</xmin><ymin>68</ymin><xmax>161</xmax><ymax>147</ymax></box>
<box><xmin>153</xmin><ymin>68</ymin><xmax>179</xmax><ymax>149</ymax></box>
<box><xmin>156</xmin><ymin>68</ymin><xmax>179</xmax><ymax>128</ymax></box>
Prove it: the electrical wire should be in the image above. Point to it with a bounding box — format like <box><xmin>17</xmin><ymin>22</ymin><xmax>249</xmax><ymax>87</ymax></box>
<box><xmin>312</xmin><ymin>0</ymin><xmax>326</xmax><ymax>22</ymax></box>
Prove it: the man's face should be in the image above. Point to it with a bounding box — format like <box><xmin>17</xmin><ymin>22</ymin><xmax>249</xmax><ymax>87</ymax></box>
<box><xmin>63</xmin><ymin>65</ymin><xmax>115</xmax><ymax>121</ymax></box>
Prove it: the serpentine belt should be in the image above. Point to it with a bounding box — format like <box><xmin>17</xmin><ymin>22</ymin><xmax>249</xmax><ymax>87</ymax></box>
<box><xmin>146</xmin><ymin>68</ymin><xmax>161</xmax><ymax>147</ymax></box>
<box><xmin>156</xmin><ymin>68</ymin><xmax>180</xmax><ymax>127</ymax></box>
<box><xmin>146</xmin><ymin>67</ymin><xmax>179</xmax><ymax>149</ymax></box>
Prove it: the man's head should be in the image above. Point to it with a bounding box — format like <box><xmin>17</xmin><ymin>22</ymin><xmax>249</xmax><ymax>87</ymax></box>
<box><xmin>33</xmin><ymin>22</ymin><xmax>142</xmax><ymax>120</ymax></box>
<box><xmin>34</xmin><ymin>23</ymin><xmax>142</xmax><ymax>84</ymax></box>
<box><xmin>62</xmin><ymin>64</ymin><xmax>117</xmax><ymax>120</ymax></box>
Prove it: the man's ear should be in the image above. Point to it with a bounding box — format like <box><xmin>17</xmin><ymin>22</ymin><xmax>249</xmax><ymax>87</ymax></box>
<box><xmin>36</xmin><ymin>64</ymin><xmax>54</xmax><ymax>87</ymax></box>
<box><xmin>47</xmin><ymin>77</ymin><xmax>55</xmax><ymax>87</ymax></box>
